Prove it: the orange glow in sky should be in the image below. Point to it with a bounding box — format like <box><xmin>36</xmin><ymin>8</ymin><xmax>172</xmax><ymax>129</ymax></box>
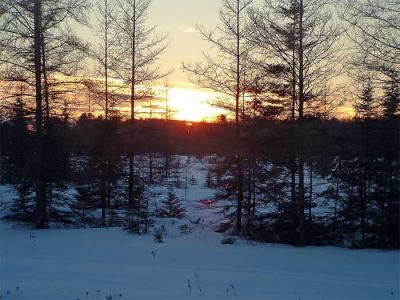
<box><xmin>167</xmin><ymin>87</ymin><xmax>224</xmax><ymax>122</ymax></box>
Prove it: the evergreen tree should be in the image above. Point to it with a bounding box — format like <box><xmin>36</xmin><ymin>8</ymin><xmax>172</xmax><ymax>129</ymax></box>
<box><xmin>354</xmin><ymin>80</ymin><xmax>377</xmax><ymax>119</ymax></box>
<box><xmin>382</xmin><ymin>72</ymin><xmax>400</xmax><ymax>119</ymax></box>
<box><xmin>1</xmin><ymin>98</ymin><xmax>35</xmax><ymax>222</ymax></box>
<box><xmin>189</xmin><ymin>174</ymin><xmax>197</xmax><ymax>185</ymax></box>
<box><xmin>124</xmin><ymin>179</ymin><xmax>150</xmax><ymax>234</ymax></box>
<box><xmin>159</xmin><ymin>185</ymin><xmax>185</xmax><ymax>219</ymax></box>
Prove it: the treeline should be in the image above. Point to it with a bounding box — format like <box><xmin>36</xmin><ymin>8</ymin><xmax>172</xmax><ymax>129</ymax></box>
<box><xmin>1</xmin><ymin>105</ymin><xmax>398</xmax><ymax>248</ymax></box>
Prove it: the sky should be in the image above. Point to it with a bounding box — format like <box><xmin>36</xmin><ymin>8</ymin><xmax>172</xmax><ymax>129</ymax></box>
<box><xmin>144</xmin><ymin>0</ymin><xmax>224</xmax><ymax>121</ymax></box>
<box><xmin>78</xmin><ymin>0</ymin><xmax>354</xmax><ymax>121</ymax></box>
<box><xmin>148</xmin><ymin>0</ymin><xmax>220</xmax><ymax>85</ymax></box>
<box><xmin>80</xmin><ymin>0</ymin><xmax>223</xmax><ymax>121</ymax></box>
<box><xmin>145</xmin><ymin>0</ymin><xmax>230</xmax><ymax>121</ymax></box>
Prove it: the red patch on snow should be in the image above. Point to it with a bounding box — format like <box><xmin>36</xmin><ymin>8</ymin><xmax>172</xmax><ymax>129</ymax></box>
<box><xmin>199</xmin><ymin>199</ymin><xmax>216</xmax><ymax>207</ymax></box>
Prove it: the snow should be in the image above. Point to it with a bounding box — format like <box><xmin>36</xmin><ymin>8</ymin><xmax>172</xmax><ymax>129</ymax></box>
<box><xmin>1</xmin><ymin>157</ymin><xmax>399</xmax><ymax>300</ymax></box>
<box><xmin>1</xmin><ymin>221</ymin><xmax>399</xmax><ymax>300</ymax></box>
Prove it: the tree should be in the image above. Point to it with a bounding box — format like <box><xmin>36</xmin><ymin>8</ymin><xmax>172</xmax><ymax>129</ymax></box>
<box><xmin>184</xmin><ymin>0</ymin><xmax>253</xmax><ymax>124</ymax></box>
<box><xmin>0</xmin><ymin>0</ymin><xmax>90</xmax><ymax>119</ymax></box>
<box><xmin>1</xmin><ymin>0</ymin><xmax>91</xmax><ymax>228</ymax></box>
<box><xmin>354</xmin><ymin>80</ymin><xmax>377</xmax><ymax>119</ymax></box>
<box><xmin>249</xmin><ymin>0</ymin><xmax>342</xmax><ymax>120</ymax></box>
<box><xmin>382</xmin><ymin>71</ymin><xmax>400</xmax><ymax>118</ymax></box>
<box><xmin>0</xmin><ymin>97</ymin><xmax>35</xmax><ymax>222</ymax></box>
<box><xmin>90</xmin><ymin>0</ymin><xmax>121</xmax><ymax>119</ymax></box>
<box><xmin>249</xmin><ymin>0</ymin><xmax>342</xmax><ymax>245</ymax></box>
<box><xmin>33</xmin><ymin>0</ymin><xmax>46</xmax><ymax>229</ymax></box>
<box><xmin>341</xmin><ymin>0</ymin><xmax>400</xmax><ymax>81</ymax></box>
<box><xmin>72</xmin><ymin>115</ymin><xmax>124</xmax><ymax>228</ymax></box>
<box><xmin>111</xmin><ymin>0</ymin><xmax>167</xmax><ymax>232</ymax></box>
<box><xmin>159</xmin><ymin>185</ymin><xmax>186</xmax><ymax>219</ymax></box>
<box><xmin>184</xmin><ymin>0</ymin><xmax>254</xmax><ymax>234</ymax></box>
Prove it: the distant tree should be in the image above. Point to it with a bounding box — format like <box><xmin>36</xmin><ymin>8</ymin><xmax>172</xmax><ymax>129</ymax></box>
<box><xmin>354</xmin><ymin>80</ymin><xmax>377</xmax><ymax>119</ymax></box>
<box><xmin>71</xmin><ymin>183</ymin><xmax>97</xmax><ymax>228</ymax></box>
<box><xmin>159</xmin><ymin>185</ymin><xmax>185</xmax><ymax>218</ymax></box>
<box><xmin>91</xmin><ymin>0</ymin><xmax>121</xmax><ymax>119</ymax></box>
<box><xmin>382</xmin><ymin>71</ymin><xmax>400</xmax><ymax>118</ymax></box>
<box><xmin>189</xmin><ymin>174</ymin><xmax>197</xmax><ymax>185</ymax></box>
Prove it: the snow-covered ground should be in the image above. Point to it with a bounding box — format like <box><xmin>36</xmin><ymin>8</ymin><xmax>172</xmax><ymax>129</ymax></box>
<box><xmin>1</xmin><ymin>157</ymin><xmax>399</xmax><ymax>300</ymax></box>
<box><xmin>1</xmin><ymin>221</ymin><xmax>399</xmax><ymax>300</ymax></box>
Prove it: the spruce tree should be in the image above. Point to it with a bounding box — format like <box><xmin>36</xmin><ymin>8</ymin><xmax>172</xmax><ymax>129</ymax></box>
<box><xmin>382</xmin><ymin>72</ymin><xmax>400</xmax><ymax>119</ymax></box>
<box><xmin>354</xmin><ymin>80</ymin><xmax>377</xmax><ymax>119</ymax></box>
<box><xmin>159</xmin><ymin>185</ymin><xmax>185</xmax><ymax>219</ymax></box>
<box><xmin>2</xmin><ymin>98</ymin><xmax>35</xmax><ymax>222</ymax></box>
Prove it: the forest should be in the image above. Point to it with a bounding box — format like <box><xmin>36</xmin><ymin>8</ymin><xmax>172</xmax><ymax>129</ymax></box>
<box><xmin>0</xmin><ymin>0</ymin><xmax>399</xmax><ymax>251</ymax></box>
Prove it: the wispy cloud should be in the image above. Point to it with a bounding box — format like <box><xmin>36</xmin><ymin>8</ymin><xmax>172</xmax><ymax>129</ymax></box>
<box><xmin>183</xmin><ymin>27</ymin><xmax>199</xmax><ymax>34</ymax></box>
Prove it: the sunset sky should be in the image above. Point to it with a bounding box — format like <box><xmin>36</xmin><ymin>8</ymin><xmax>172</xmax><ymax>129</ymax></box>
<box><xmin>148</xmin><ymin>0</ymin><xmax>233</xmax><ymax>121</ymax></box>
<box><xmin>80</xmin><ymin>0</ymin><xmax>224</xmax><ymax>121</ymax></box>
<box><xmin>150</xmin><ymin>0</ymin><xmax>237</xmax><ymax>121</ymax></box>
<box><xmin>78</xmin><ymin>0</ymin><xmax>354</xmax><ymax>121</ymax></box>
<box><xmin>148</xmin><ymin>0</ymin><xmax>220</xmax><ymax>84</ymax></box>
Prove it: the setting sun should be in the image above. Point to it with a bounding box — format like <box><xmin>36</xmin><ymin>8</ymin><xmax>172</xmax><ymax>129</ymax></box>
<box><xmin>167</xmin><ymin>87</ymin><xmax>224</xmax><ymax>122</ymax></box>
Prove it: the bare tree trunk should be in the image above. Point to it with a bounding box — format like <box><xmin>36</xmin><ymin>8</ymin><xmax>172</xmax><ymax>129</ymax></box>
<box><xmin>296</xmin><ymin>0</ymin><xmax>306</xmax><ymax>246</ymax></box>
<box><xmin>149</xmin><ymin>153</ymin><xmax>153</xmax><ymax>183</ymax></box>
<box><xmin>290</xmin><ymin>40</ymin><xmax>297</xmax><ymax>233</ymax></box>
<box><xmin>333</xmin><ymin>160</ymin><xmax>341</xmax><ymax>243</ymax></box>
<box><xmin>236</xmin><ymin>156</ymin><xmax>244</xmax><ymax>233</ymax></box>
<box><xmin>235</xmin><ymin>0</ymin><xmax>240</xmax><ymax>133</ymax></box>
<box><xmin>360</xmin><ymin>120</ymin><xmax>371</xmax><ymax>245</ymax></box>
<box><xmin>246</xmin><ymin>157</ymin><xmax>251</xmax><ymax>232</ymax></box>
<box><xmin>105</xmin><ymin>0</ymin><xmax>109</xmax><ymax>120</ymax></box>
<box><xmin>235</xmin><ymin>0</ymin><xmax>243</xmax><ymax>234</ymax></box>
<box><xmin>309</xmin><ymin>134</ymin><xmax>314</xmax><ymax>221</ymax></box>
<box><xmin>298</xmin><ymin>154</ymin><xmax>305</xmax><ymax>245</ymax></box>
<box><xmin>41</xmin><ymin>33</ymin><xmax>50</xmax><ymax>121</ymax></box>
<box><xmin>34</xmin><ymin>0</ymin><xmax>47</xmax><ymax>229</ymax></box>
<box><xmin>101</xmin><ymin>163</ymin><xmax>107</xmax><ymax>227</ymax></box>
<box><xmin>165</xmin><ymin>81</ymin><xmax>171</xmax><ymax>178</ymax></box>
<box><xmin>309</xmin><ymin>160</ymin><xmax>313</xmax><ymax>221</ymax></box>
<box><xmin>251</xmin><ymin>156</ymin><xmax>256</xmax><ymax>228</ymax></box>
<box><xmin>98</xmin><ymin>0</ymin><xmax>111</xmax><ymax>228</ymax></box>
<box><xmin>128</xmin><ymin>0</ymin><xmax>137</xmax><ymax>215</ymax></box>
<box><xmin>298</xmin><ymin>0</ymin><xmax>305</xmax><ymax>120</ymax></box>
<box><xmin>34</xmin><ymin>0</ymin><xmax>42</xmax><ymax>147</ymax></box>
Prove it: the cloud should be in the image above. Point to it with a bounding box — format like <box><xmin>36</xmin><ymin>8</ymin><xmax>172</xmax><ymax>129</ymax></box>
<box><xmin>183</xmin><ymin>27</ymin><xmax>200</xmax><ymax>34</ymax></box>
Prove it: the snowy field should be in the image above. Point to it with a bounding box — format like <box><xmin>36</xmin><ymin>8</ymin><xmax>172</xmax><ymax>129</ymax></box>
<box><xmin>1</xmin><ymin>158</ymin><xmax>399</xmax><ymax>300</ymax></box>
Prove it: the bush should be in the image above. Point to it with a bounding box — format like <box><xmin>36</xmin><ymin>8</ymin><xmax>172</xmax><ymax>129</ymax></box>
<box><xmin>153</xmin><ymin>225</ymin><xmax>166</xmax><ymax>243</ymax></box>
<box><xmin>221</xmin><ymin>237</ymin><xmax>235</xmax><ymax>245</ymax></box>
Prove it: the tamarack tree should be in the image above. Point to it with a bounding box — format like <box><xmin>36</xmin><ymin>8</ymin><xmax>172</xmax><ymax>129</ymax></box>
<box><xmin>112</xmin><ymin>0</ymin><xmax>168</xmax><ymax>232</ymax></box>
<box><xmin>249</xmin><ymin>0</ymin><xmax>342</xmax><ymax>245</ymax></box>
<box><xmin>183</xmin><ymin>0</ymin><xmax>254</xmax><ymax>234</ymax></box>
